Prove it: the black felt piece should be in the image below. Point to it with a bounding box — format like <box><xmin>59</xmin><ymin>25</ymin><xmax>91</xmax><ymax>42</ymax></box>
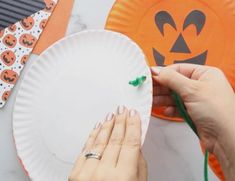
<box><xmin>0</xmin><ymin>0</ymin><xmax>46</xmax><ymax>30</ymax></box>
<box><xmin>170</xmin><ymin>33</ymin><xmax>191</xmax><ymax>53</ymax></box>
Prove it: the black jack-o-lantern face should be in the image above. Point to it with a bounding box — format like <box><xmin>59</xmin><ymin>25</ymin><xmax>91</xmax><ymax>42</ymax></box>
<box><xmin>0</xmin><ymin>70</ymin><xmax>19</xmax><ymax>84</ymax></box>
<box><xmin>153</xmin><ymin>10</ymin><xmax>207</xmax><ymax>66</ymax></box>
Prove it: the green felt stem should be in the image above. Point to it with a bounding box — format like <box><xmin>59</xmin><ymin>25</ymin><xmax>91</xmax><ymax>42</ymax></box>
<box><xmin>129</xmin><ymin>76</ymin><xmax>147</xmax><ymax>87</ymax></box>
<box><xmin>172</xmin><ymin>91</ymin><xmax>208</xmax><ymax>181</ymax></box>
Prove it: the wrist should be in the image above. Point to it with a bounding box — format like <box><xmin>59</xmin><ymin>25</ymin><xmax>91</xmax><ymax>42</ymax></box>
<box><xmin>213</xmin><ymin>112</ymin><xmax>235</xmax><ymax>180</ymax></box>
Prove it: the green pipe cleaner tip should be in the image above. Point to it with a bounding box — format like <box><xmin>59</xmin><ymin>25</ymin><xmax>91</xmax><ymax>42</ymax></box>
<box><xmin>129</xmin><ymin>76</ymin><xmax>147</xmax><ymax>87</ymax></box>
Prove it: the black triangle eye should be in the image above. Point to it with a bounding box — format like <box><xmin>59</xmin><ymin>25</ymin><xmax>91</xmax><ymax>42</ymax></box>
<box><xmin>183</xmin><ymin>10</ymin><xmax>206</xmax><ymax>35</ymax></box>
<box><xmin>155</xmin><ymin>11</ymin><xmax>177</xmax><ymax>36</ymax></box>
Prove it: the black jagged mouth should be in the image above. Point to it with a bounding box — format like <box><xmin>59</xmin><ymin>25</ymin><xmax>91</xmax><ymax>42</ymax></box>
<box><xmin>3</xmin><ymin>75</ymin><xmax>15</xmax><ymax>83</ymax></box>
<box><xmin>3</xmin><ymin>55</ymin><xmax>10</xmax><ymax>63</ymax></box>
<box><xmin>22</xmin><ymin>39</ymin><xmax>33</xmax><ymax>46</ymax></box>
<box><xmin>153</xmin><ymin>48</ymin><xmax>208</xmax><ymax>66</ymax></box>
<box><xmin>4</xmin><ymin>40</ymin><xmax>14</xmax><ymax>46</ymax></box>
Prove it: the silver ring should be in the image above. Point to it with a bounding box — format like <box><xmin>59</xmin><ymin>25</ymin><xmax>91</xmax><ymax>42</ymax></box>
<box><xmin>85</xmin><ymin>151</ymin><xmax>102</xmax><ymax>160</ymax></box>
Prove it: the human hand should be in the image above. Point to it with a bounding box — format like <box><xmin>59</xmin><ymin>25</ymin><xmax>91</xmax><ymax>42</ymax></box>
<box><xmin>151</xmin><ymin>64</ymin><xmax>235</xmax><ymax>180</ymax></box>
<box><xmin>69</xmin><ymin>107</ymin><xmax>147</xmax><ymax>181</ymax></box>
<box><xmin>152</xmin><ymin>64</ymin><xmax>235</xmax><ymax>150</ymax></box>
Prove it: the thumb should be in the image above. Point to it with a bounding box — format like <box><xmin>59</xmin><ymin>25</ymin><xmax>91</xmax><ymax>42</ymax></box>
<box><xmin>152</xmin><ymin>67</ymin><xmax>194</xmax><ymax>96</ymax></box>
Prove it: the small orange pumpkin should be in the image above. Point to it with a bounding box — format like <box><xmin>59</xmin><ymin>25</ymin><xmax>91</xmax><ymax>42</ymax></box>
<box><xmin>2</xmin><ymin>91</ymin><xmax>11</xmax><ymax>102</ymax></box>
<box><xmin>44</xmin><ymin>0</ymin><xmax>56</xmax><ymax>12</ymax></box>
<box><xmin>8</xmin><ymin>24</ymin><xmax>17</xmax><ymax>32</ymax></box>
<box><xmin>20</xmin><ymin>55</ymin><xmax>29</xmax><ymax>65</ymax></box>
<box><xmin>19</xmin><ymin>34</ymin><xmax>37</xmax><ymax>48</ymax></box>
<box><xmin>1</xmin><ymin>50</ymin><xmax>16</xmax><ymax>66</ymax></box>
<box><xmin>39</xmin><ymin>19</ymin><xmax>48</xmax><ymax>30</ymax></box>
<box><xmin>20</xmin><ymin>17</ymin><xmax>35</xmax><ymax>30</ymax></box>
<box><xmin>3</xmin><ymin>34</ymin><xmax>17</xmax><ymax>48</ymax></box>
<box><xmin>0</xmin><ymin>70</ymin><xmax>19</xmax><ymax>84</ymax></box>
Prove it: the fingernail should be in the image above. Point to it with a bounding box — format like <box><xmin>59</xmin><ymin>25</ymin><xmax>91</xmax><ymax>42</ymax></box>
<box><xmin>118</xmin><ymin>105</ymin><xmax>125</xmax><ymax>114</ymax></box>
<box><xmin>151</xmin><ymin>66</ymin><xmax>163</xmax><ymax>75</ymax></box>
<box><xmin>94</xmin><ymin>122</ymin><xmax>98</xmax><ymax>129</ymax></box>
<box><xmin>129</xmin><ymin>109</ymin><xmax>137</xmax><ymax>117</ymax></box>
<box><xmin>106</xmin><ymin>113</ymin><xmax>114</xmax><ymax>122</ymax></box>
<box><xmin>153</xmin><ymin>76</ymin><xmax>161</xmax><ymax>82</ymax></box>
<box><xmin>94</xmin><ymin>122</ymin><xmax>102</xmax><ymax>129</ymax></box>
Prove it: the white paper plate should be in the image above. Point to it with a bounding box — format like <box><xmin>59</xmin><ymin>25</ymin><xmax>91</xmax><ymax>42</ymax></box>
<box><xmin>13</xmin><ymin>30</ymin><xmax>152</xmax><ymax>181</ymax></box>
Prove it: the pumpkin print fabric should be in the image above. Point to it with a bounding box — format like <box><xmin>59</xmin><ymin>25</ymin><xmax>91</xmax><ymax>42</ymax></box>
<box><xmin>0</xmin><ymin>0</ymin><xmax>58</xmax><ymax>107</ymax></box>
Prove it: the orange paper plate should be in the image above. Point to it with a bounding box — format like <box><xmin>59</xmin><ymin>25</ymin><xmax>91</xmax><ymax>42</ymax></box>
<box><xmin>105</xmin><ymin>0</ymin><xmax>235</xmax><ymax>180</ymax></box>
<box><xmin>105</xmin><ymin>0</ymin><xmax>235</xmax><ymax>123</ymax></box>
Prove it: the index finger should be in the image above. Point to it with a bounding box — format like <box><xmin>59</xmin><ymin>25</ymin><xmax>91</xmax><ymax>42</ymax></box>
<box><xmin>117</xmin><ymin>110</ymin><xmax>141</xmax><ymax>169</ymax></box>
<box><xmin>151</xmin><ymin>64</ymin><xmax>208</xmax><ymax>80</ymax></box>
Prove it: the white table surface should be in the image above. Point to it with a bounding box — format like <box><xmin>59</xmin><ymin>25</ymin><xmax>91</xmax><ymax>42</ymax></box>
<box><xmin>0</xmin><ymin>1</ymin><xmax>220</xmax><ymax>181</ymax></box>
